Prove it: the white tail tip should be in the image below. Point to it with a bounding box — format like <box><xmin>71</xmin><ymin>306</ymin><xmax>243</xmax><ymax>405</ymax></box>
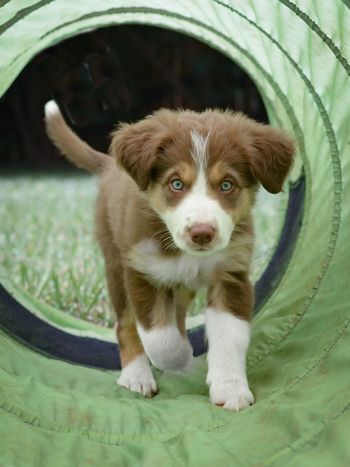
<box><xmin>45</xmin><ymin>100</ymin><xmax>60</xmax><ymax>119</ymax></box>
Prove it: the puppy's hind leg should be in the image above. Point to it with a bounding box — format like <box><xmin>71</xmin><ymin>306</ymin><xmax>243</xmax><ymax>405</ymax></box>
<box><xmin>97</xmin><ymin>208</ymin><xmax>157</xmax><ymax>397</ymax></box>
<box><xmin>105</xmin><ymin>266</ymin><xmax>156</xmax><ymax>397</ymax></box>
<box><xmin>116</xmin><ymin>312</ymin><xmax>157</xmax><ymax>398</ymax></box>
<box><xmin>175</xmin><ymin>287</ymin><xmax>195</xmax><ymax>338</ymax></box>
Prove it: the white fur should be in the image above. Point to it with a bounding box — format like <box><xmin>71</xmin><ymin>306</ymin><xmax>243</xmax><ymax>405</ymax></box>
<box><xmin>205</xmin><ymin>307</ymin><xmax>254</xmax><ymax>411</ymax></box>
<box><xmin>117</xmin><ymin>353</ymin><xmax>157</xmax><ymax>397</ymax></box>
<box><xmin>160</xmin><ymin>134</ymin><xmax>235</xmax><ymax>255</ymax></box>
<box><xmin>45</xmin><ymin>100</ymin><xmax>60</xmax><ymax>118</ymax></box>
<box><xmin>137</xmin><ymin>323</ymin><xmax>193</xmax><ymax>371</ymax></box>
<box><xmin>191</xmin><ymin>130</ymin><xmax>208</xmax><ymax>170</ymax></box>
<box><xmin>129</xmin><ymin>239</ymin><xmax>225</xmax><ymax>288</ymax></box>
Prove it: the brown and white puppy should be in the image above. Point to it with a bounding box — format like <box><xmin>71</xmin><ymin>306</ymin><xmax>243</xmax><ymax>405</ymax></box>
<box><xmin>45</xmin><ymin>101</ymin><xmax>294</xmax><ymax>411</ymax></box>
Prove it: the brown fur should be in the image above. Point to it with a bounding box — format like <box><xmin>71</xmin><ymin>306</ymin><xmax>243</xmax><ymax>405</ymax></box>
<box><xmin>45</xmin><ymin>105</ymin><xmax>108</xmax><ymax>174</ymax></box>
<box><xmin>209</xmin><ymin>272</ymin><xmax>254</xmax><ymax>320</ymax></box>
<box><xmin>45</xmin><ymin>105</ymin><xmax>294</xmax><ymax>371</ymax></box>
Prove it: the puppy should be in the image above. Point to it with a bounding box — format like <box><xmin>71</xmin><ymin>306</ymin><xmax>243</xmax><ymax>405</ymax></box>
<box><xmin>45</xmin><ymin>102</ymin><xmax>294</xmax><ymax>411</ymax></box>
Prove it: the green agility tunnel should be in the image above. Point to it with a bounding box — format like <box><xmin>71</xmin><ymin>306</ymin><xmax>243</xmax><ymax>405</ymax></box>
<box><xmin>1</xmin><ymin>1</ymin><xmax>350</xmax><ymax>465</ymax></box>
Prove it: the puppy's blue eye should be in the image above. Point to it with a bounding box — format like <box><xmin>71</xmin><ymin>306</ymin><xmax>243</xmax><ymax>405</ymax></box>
<box><xmin>170</xmin><ymin>179</ymin><xmax>184</xmax><ymax>191</ymax></box>
<box><xmin>220</xmin><ymin>180</ymin><xmax>234</xmax><ymax>192</ymax></box>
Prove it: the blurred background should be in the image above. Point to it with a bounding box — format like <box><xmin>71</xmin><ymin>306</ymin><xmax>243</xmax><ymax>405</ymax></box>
<box><xmin>0</xmin><ymin>25</ymin><xmax>282</xmax><ymax>327</ymax></box>
<box><xmin>0</xmin><ymin>25</ymin><xmax>267</xmax><ymax>169</ymax></box>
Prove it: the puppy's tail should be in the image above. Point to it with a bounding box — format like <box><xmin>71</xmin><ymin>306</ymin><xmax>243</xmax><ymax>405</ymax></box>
<box><xmin>44</xmin><ymin>100</ymin><xmax>110</xmax><ymax>174</ymax></box>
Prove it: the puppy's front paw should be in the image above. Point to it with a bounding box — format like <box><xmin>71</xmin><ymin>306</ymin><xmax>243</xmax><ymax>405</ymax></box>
<box><xmin>137</xmin><ymin>324</ymin><xmax>193</xmax><ymax>371</ymax></box>
<box><xmin>209</xmin><ymin>379</ymin><xmax>254</xmax><ymax>411</ymax></box>
<box><xmin>117</xmin><ymin>354</ymin><xmax>158</xmax><ymax>398</ymax></box>
<box><xmin>117</xmin><ymin>373</ymin><xmax>157</xmax><ymax>398</ymax></box>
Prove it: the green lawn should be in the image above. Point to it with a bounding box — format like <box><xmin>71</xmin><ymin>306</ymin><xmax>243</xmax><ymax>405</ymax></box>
<box><xmin>0</xmin><ymin>172</ymin><xmax>284</xmax><ymax>327</ymax></box>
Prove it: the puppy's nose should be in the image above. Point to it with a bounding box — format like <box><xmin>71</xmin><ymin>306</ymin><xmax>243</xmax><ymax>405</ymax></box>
<box><xmin>190</xmin><ymin>224</ymin><xmax>215</xmax><ymax>245</ymax></box>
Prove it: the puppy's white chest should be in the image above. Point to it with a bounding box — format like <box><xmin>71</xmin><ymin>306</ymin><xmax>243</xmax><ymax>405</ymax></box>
<box><xmin>129</xmin><ymin>239</ymin><xmax>224</xmax><ymax>289</ymax></box>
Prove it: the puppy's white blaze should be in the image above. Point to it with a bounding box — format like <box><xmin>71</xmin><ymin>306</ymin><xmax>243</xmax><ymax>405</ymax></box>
<box><xmin>117</xmin><ymin>353</ymin><xmax>157</xmax><ymax>397</ymax></box>
<box><xmin>191</xmin><ymin>130</ymin><xmax>208</xmax><ymax>170</ymax></box>
<box><xmin>137</xmin><ymin>323</ymin><xmax>193</xmax><ymax>371</ymax></box>
<box><xmin>162</xmin><ymin>165</ymin><xmax>234</xmax><ymax>254</ymax></box>
<box><xmin>205</xmin><ymin>307</ymin><xmax>254</xmax><ymax>410</ymax></box>
<box><xmin>44</xmin><ymin>100</ymin><xmax>60</xmax><ymax>119</ymax></box>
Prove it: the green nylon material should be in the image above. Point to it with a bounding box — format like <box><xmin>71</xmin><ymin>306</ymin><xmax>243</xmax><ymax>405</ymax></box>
<box><xmin>0</xmin><ymin>1</ymin><xmax>349</xmax><ymax>465</ymax></box>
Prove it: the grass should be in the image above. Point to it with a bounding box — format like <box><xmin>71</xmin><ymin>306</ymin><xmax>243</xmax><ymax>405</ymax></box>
<box><xmin>0</xmin><ymin>171</ymin><xmax>284</xmax><ymax>327</ymax></box>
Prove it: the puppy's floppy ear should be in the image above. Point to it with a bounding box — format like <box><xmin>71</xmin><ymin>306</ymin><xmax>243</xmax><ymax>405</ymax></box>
<box><xmin>110</xmin><ymin>118</ymin><xmax>169</xmax><ymax>191</ymax></box>
<box><xmin>247</xmin><ymin>124</ymin><xmax>295</xmax><ymax>194</ymax></box>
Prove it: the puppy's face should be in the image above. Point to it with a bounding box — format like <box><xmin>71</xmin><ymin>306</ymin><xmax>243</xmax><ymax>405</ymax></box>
<box><xmin>111</xmin><ymin>110</ymin><xmax>294</xmax><ymax>256</ymax></box>
<box><xmin>145</xmin><ymin>132</ymin><xmax>256</xmax><ymax>255</ymax></box>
